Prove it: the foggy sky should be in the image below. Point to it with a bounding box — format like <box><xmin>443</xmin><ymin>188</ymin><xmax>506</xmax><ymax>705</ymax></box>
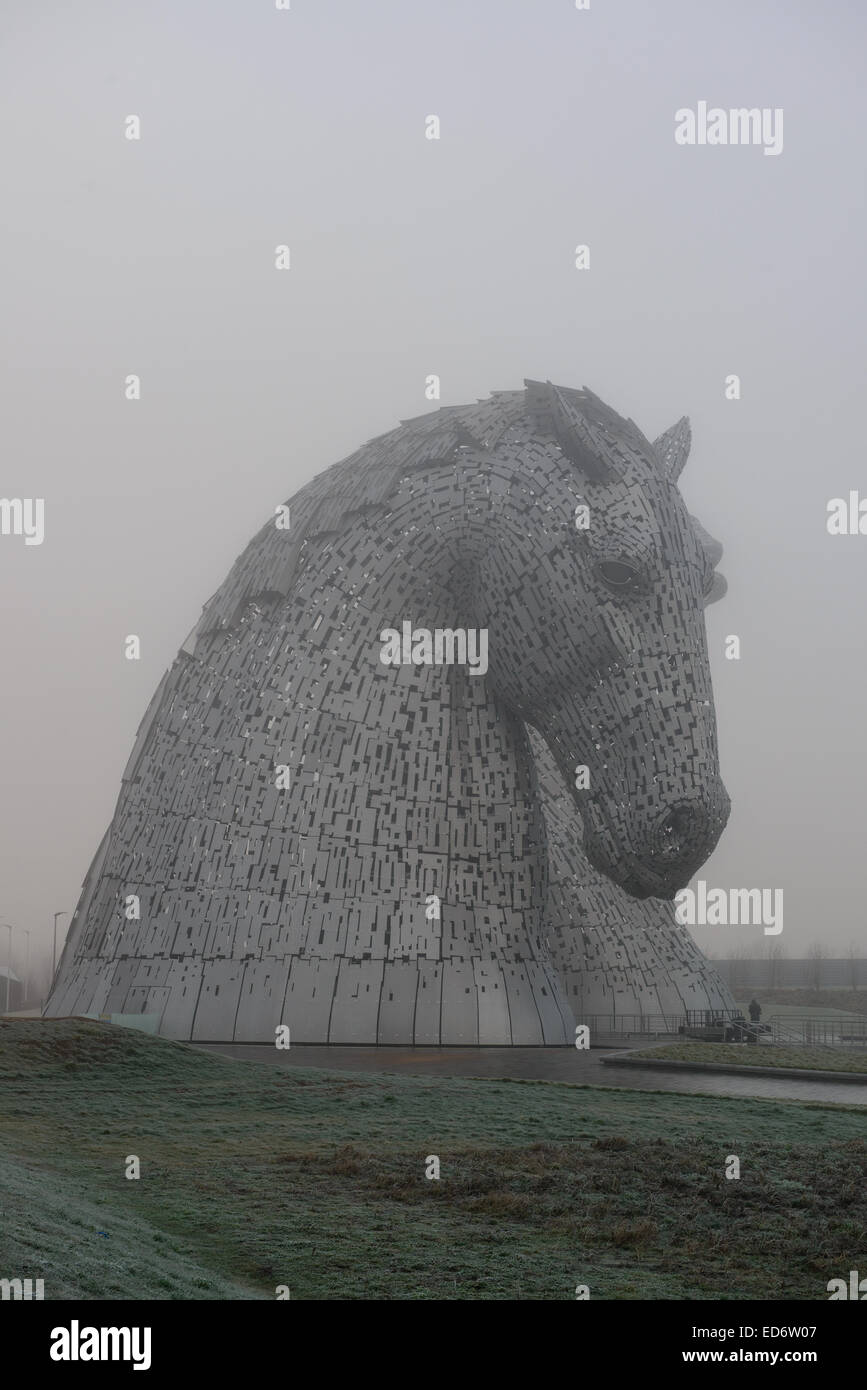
<box><xmin>1</xmin><ymin>0</ymin><xmax>865</xmax><ymax>979</ymax></box>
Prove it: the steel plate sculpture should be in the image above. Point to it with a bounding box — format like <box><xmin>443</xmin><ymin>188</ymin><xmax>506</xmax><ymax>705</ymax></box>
<box><xmin>46</xmin><ymin>381</ymin><xmax>734</xmax><ymax>1041</ymax></box>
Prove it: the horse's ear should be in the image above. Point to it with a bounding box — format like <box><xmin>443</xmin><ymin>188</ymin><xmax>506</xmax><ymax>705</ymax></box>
<box><xmin>652</xmin><ymin>416</ymin><xmax>691</xmax><ymax>481</ymax></box>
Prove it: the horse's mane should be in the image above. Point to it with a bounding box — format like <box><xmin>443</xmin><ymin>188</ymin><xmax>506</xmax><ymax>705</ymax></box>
<box><xmin>183</xmin><ymin>382</ymin><xmax>725</xmax><ymax>656</ymax></box>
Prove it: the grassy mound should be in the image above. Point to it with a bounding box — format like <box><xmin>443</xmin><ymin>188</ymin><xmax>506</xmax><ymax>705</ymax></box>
<box><xmin>628</xmin><ymin>1043</ymin><xmax>867</xmax><ymax>1073</ymax></box>
<box><xmin>1</xmin><ymin>1018</ymin><xmax>865</xmax><ymax>1300</ymax></box>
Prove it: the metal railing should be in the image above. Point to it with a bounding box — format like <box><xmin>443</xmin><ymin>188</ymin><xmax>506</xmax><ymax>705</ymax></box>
<box><xmin>583</xmin><ymin>1009</ymin><xmax>867</xmax><ymax>1051</ymax></box>
<box><xmin>769</xmin><ymin>1014</ymin><xmax>867</xmax><ymax>1049</ymax></box>
<box><xmin>583</xmin><ymin>1013</ymin><xmax>683</xmax><ymax>1041</ymax></box>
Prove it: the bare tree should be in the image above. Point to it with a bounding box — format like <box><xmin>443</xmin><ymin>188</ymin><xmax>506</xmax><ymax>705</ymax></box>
<box><xmin>765</xmin><ymin>939</ymin><xmax>786</xmax><ymax>990</ymax></box>
<box><xmin>846</xmin><ymin>940</ymin><xmax>861</xmax><ymax>992</ymax></box>
<box><xmin>729</xmin><ymin>943</ymin><xmax>751</xmax><ymax>998</ymax></box>
<box><xmin>807</xmin><ymin>941</ymin><xmax>828</xmax><ymax>992</ymax></box>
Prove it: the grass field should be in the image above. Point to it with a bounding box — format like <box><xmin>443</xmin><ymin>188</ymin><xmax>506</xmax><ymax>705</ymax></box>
<box><xmin>626</xmin><ymin>1042</ymin><xmax>867</xmax><ymax>1073</ymax></box>
<box><xmin>1</xmin><ymin>1018</ymin><xmax>866</xmax><ymax>1301</ymax></box>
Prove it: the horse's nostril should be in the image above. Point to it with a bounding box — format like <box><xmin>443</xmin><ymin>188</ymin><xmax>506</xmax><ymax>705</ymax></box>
<box><xmin>663</xmin><ymin>806</ymin><xmax>693</xmax><ymax>840</ymax></box>
<box><xmin>655</xmin><ymin>804</ymin><xmax>703</xmax><ymax>862</ymax></box>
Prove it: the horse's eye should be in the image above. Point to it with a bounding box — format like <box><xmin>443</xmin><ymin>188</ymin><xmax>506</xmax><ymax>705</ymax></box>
<box><xmin>597</xmin><ymin>559</ymin><xmax>643</xmax><ymax>592</ymax></box>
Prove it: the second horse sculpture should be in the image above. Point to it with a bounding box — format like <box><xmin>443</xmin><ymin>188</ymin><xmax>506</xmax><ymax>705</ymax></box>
<box><xmin>47</xmin><ymin>380</ymin><xmax>734</xmax><ymax>1041</ymax></box>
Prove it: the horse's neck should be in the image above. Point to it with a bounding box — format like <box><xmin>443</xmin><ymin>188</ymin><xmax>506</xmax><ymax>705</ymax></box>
<box><xmin>277</xmin><ymin>525</ymin><xmax>550</xmax><ymax>957</ymax></box>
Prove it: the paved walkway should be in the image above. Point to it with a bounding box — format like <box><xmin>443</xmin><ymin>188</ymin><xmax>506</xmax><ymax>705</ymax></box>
<box><xmin>193</xmin><ymin>1042</ymin><xmax>867</xmax><ymax>1106</ymax></box>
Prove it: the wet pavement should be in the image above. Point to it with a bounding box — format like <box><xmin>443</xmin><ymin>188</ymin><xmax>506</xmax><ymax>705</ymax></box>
<box><xmin>192</xmin><ymin>1043</ymin><xmax>867</xmax><ymax>1106</ymax></box>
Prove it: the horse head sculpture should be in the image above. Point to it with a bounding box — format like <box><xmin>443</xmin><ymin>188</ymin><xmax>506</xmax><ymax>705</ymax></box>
<box><xmin>46</xmin><ymin>381</ymin><xmax>732</xmax><ymax>1043</ymax></box>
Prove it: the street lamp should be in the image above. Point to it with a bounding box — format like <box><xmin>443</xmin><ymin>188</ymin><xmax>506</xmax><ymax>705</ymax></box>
<box><xmin>1</xmin><ymin>923</ymin><xmax>12</xmax><ymax>1015</ymax></box>
<box><xmin>22</xmin><ymin>929</ymin><xmax>31</xmax><ymax>1009</ymax></box>
<box><xmin>52</xmin><ymin>911</ymin><xmax>69</xmax><ymax>980</ymax></box>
